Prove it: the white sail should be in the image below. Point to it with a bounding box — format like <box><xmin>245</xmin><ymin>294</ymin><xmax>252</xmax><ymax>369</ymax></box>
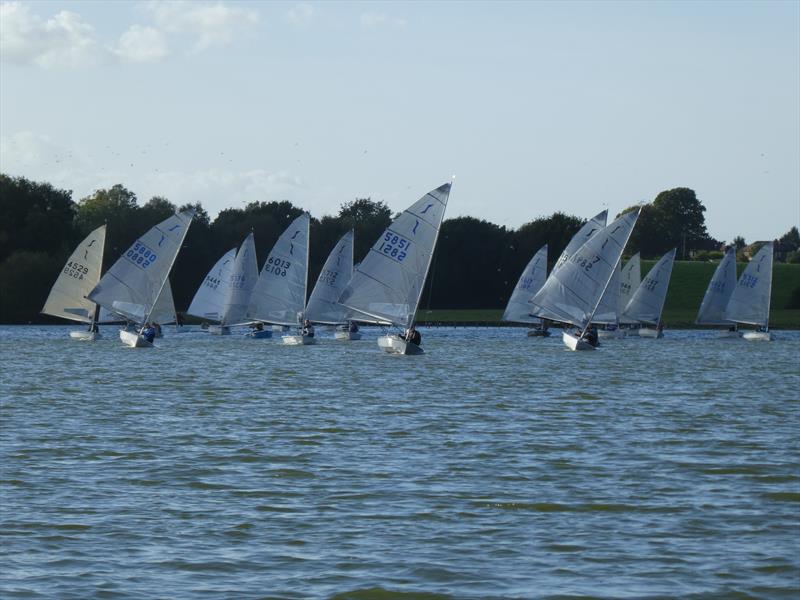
<box><xmin>724</xmin><ymin>242</ymin><xmax>773</xmax><ymax>328</ymax></box>
<box><xmin>306</xmin><ymin>229</ymin><xmax>354</xmax><ymax>325</ymax></box>
<box><xmin>42</xmin><ymin>225</ymin><xmax>106</xmax><ymax>324</ymax></box>
<box><xmin>222</xmin><ymin>232</ymin><xmax>259</xmax><ymax>326</ymax></box>
<box><xmin>150</xmin><ymin>278</ymin><xmax>177</xmax><ymax>325</ymax></box>
<box><xmin>622</xmin><ymin>248</ymin><xmax>676</xmax><ymax>326</ymax></box>
<box><xmin>696</xmin><ymin>248</ymin><xmax>738</xmax><ymax>325</ymax></box>
<box><xmin>247</xmin><ymin>214</ymin><xmax>310</xmax><ymax>326</ymax></box>
<box><xmin>618</xmin><ymin>253</ymin><xmax>641</xmax><ymax>323</ymax></box>
<box><xmin>88</xmin><ymin>210</ymin><xmax>194</xmax><ymax>323</ymax></box>
<box><xmin>187</xmin><ymin>248</ymin><xmax>236</xmax><ymax>322</ymax></box>
<box><xmin>553</xmin><ymin>210</ymin><xmax>608</xmax><ymax>272</ymax></box>
<box><xmin>502</xmin><ymin>244</ymin><xmax>547</xmax><ymax>324</ymax></box>
<box><xmin>338</xmin><ymin>182</ymin><xmax>451</xmax><ymax>329</ymax></box>
<box><xmin>592</xmin><ymin>261</ymin><xmax>622</xmax><ymax>325</ymax></box>
<box><xmin>529</xmin><ymin>210</ymin><xmax>640</xmax><ymax>329</ymax></box>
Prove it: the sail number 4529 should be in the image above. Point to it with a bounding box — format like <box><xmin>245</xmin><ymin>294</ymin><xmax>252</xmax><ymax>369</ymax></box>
<box><xmin>378</xmin><ymin>231</ymin><xmax>412</xmax><ymax>263</ymax></box>
<box><xmin>125</xmin><ymin>241</ymin><xmax>157</xmax><ymax>270</ymax></box>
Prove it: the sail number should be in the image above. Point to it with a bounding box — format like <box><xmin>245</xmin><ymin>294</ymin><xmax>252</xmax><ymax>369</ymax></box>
<box><xmin>319</xmin><ymin>268</ymin><xmax>338</xmax><ymax>286</ymax></box>
<box><xmin>64</xmin><ymin>261</ymin><xmax>89</xmax><ymax>280</ymax></box>
<box><xmin>125</xmin><ymin>241</ymin><xmax>157</xmax><ymax>270</ymax></box>
<box><xmin>739</xmin><ymin>274</ymin><xmax>758</xmax><ymax>289</ymax></box>
<box><xmin>230</xmin><ymin>274</ymin><xmax>248</xmax><ymax>289</ymax></box>
<box><xmin>519</xmin><ymin>276</ymin><xmax>534</xmax><ymax>291</ymax></box>
<box><xmin>642</xmin><ymin>277</ymin><xmax>659</xmax><ymax>292</ymax></box>
<box><xmin>710</xmin><ymin>280</ymin><xmax>727</xmax><ymax>293</ymax></box>
<box><xmin>570</xmin><ymin>253</ymin><xmax>600</xmax><ymax>273</ymax></box>
<box><xmin>265</xmin><ymin>256</ymin><xmax>291</xmax><ymax>277</ymax></box>
<box><xmin>204</xmin><ymin>275</ymin><xmax>222</xmax><ymax>290</ymax></box>
<box><xmin>378</xmin><ymin>231</ymin><xmax>411</xmax><ymax>263</ymax></box>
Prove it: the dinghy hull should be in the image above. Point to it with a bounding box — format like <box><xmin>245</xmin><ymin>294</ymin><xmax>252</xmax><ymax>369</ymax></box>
<box><xmin>598</xmin><ymin>328</ymin><xmax>625</xmax><ymax>340</ymax></box>
<box><xmin>378</xmin><ymin>335</ymin><xmax>423</xmax><ymax>355</ymax></box>
<box><xmin>334</xmin><ymin>330</ymin><xmax>362</xmax><ymax>341</ymax></box>
<box><xmin>246</xmin><ymin>330</ymin><xmax>272</xmax><ymax>339</ymax></box>
<box><xmin>70</xmin><ymin>330</ymin><xmax>100</xmax><ymax>341</ymax></box>
<box><xmin>119</xmin><ymin>329</ymin><xmax>153</xmax><ymax>348</ymax></box>
<box><xmin>562</xmin><ymin>331</ymin><xmax>595</xmax><ymax>351</ymax></box>
<box><xmin>742</xmin><ymin>331</ymin><xmax>771</xmax><ymax>341</ymax></box>
<box><xmin>638</xmin><ymin>327</ymin><xmax>664</xmax><ymax>339</ymax></box>
<box><xmin>715</xmin><ymin>329</ymin><xmax>741</xmax><ymax>339</ymax></box>
<box><xmin>208</xmin><ymin>325</ymin><xmax>231</xmax><ymax>335</ymax></box>
<box><xmin>526</xmin><ymin>329</ymin><xmax>551</xmax><ymax>337</ymax></box>
<box><xmin>282</xmin><ymin>334</ymin><xmax>317</xmax><ymax>345</ymax></box>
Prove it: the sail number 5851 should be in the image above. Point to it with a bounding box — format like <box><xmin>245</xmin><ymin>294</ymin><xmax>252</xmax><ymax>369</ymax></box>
<box><xmin>378</xmin><ymin>232</ymin><xmax>411</xmax><ymax>263</ymax></box>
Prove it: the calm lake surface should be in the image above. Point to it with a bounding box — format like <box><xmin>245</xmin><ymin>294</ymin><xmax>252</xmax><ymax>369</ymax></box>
<box><xmin>1</xmin><ymin>325</ymin><xmax>799</xmax><ymax>599</ymax></box>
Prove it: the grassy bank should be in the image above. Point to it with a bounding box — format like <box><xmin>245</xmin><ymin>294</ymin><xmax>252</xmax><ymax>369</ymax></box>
<box><xmin>416</xmin><ymin>261</ymin><xmax>800</xmax><ymax>329</ymax></box>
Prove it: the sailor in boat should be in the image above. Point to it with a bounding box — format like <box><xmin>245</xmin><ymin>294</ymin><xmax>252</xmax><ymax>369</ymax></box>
<box><xmin>302</xmin><ymin>319</ymin><xmax>315</xmax><ymax>338</ymax></box>
<box><xmin>348</xmin><ymin>320</ymin><xmax>359</xmax><ymax>334</ymax></box>
<box><xmin>582</xmin><ymin>325</ymin><xmax>599</xmax><ymax>348</ymax></box>
<box><xmin>251</xmin><ymin>322</ymin><xmax>264</xmax><ymax>332</ymax></box>
<box><xmin>153</xmin><ymin>322</ymin><xmax>163</xmax><ymax>338</ymax></box>
<box><xmin>141</xmin><ymin>323</ymin><xmax>157</xmax><ymax>344</ymax></box>
<box><xmin>404</xmin><ymin>325</ymin><xmax>422</xmax><ymax>346</ymax></box>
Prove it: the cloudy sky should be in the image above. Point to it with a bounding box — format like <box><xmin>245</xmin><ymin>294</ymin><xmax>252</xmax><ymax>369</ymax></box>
<box><xmin>1</xmin><ymin>0</ymin><xmax>797</xmax><ymax>243</ymax></box>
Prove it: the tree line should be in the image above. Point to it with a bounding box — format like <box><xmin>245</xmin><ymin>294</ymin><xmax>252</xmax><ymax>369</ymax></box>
<box><xmin>1</xmin><ymin>173</ymin><xmax>797</xmax><ymax>323</ymax></box>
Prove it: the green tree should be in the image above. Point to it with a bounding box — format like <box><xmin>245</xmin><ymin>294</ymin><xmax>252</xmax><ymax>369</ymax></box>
<box><xmin>338</xmin><ymin>198</ymin><xmax>392</xmax><ymax>261</ymax></box>
<box><xmin>74</xmin><ymin>184</ymin><xmax>141</xmax><ymax>266</ymax></box>
<box><xmin>0</xmin><ymin>250</ymin><xmax>63</xmax><ymax>322</ymax></box>
<box><xmin>0</xmin><ymin>174</ymin><xmax>76</xmax><ymax>262</ymax></box>
<box><xmin>779</xmin><ymin>226</ymin><xmax>799</xmax><ymax>253</ymax></box>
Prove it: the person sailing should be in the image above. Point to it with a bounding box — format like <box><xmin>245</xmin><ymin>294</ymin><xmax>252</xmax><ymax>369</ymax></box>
<box><xmin>302</xmin><ymin>319</ymin><xmax>315</xmax><ymax>338</ymax></box>
<box><xmin>404</xmin><ymin>325</ymin><xmax>422</xmax><ymax>346</ymax></box>
<box><xmin>582</xmin><ymin>324</ymin><xmax>599</xmax><ymax>348</ymax></box>
<box><xmin>348</xmin><ymin>320</ymin><xmax>359</xmax><ymax>333</ymax></box>
<box><xmin>141</xmin><ymin>323</ymin><xmax>157</xmax><ymax>344</ymax></box>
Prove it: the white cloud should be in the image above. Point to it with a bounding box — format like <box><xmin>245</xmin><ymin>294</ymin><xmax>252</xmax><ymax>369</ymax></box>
<box><xmin>360</xmin><ymin>12</ymin><xmax>406</xmax><ymax>30</ymax></box>
<box><xmin>286</xmin><ymin>3</ymin><xmax>316</xmax><ymax>26</ymax></box>
<box><xmin>114</xmin><ymin>25</ymin><xmax>169</xmax><ymax>63</ymax></box>
<box><xmin>0</xmin><ymin>2</ymin><xmax>100</xmax><ymax>68</ymax></box>
<box><xmin>144</xmin><ymin>0</ymin><xmax>259</xmax><ymax>53</ymax></box>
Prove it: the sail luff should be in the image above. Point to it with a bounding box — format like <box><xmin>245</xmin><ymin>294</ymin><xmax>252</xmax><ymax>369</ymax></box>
<box><xmin>143</xmin><ymin>214</ymin><xmax>194</xmax><ymax>326</ymax></box>
<box><xmin>724</xmin><ymin>242</ymin><xmax>773</xmax><ymax>328</ymax></box>
<box><xmin>621</xmin><ymin>248</ymin><xmax>676</xmax><ymax>326</ymax></box>
<box><xmin>305</xmin><ymin>229</ymin><xmax>354</xmax><ymax>324</ymax></box>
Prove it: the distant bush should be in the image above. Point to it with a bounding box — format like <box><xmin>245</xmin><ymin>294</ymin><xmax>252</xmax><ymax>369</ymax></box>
<box><xmin>787</xmin><ymin>251</ymin><xmax>800</xmax><ymax>264</ymax></box>
<box><xmin>787</xmin><ymin>286</ymin><xmax>800</xmax><ymax>309</ymax></box>
<box><xmin>693</xmin><ymin>250</ymin><xmax>724</xmax><ymax>261</ymax></box>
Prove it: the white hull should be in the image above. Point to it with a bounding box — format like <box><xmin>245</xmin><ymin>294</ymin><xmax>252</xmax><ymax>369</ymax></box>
<box><xmin>70</xmin><ymin>330</ymin><xmax>100</xmax><ymax>341</ymax></box>
<box><xmin>119</xmin><ymin>329</ymin><xmax>153</xmax><ymax>348</ymax></box>
<box><xmin>282</xmin><ymin>334</ymin><xmax>317</xmax><ymax>345</ymax></box>
<box><xmin>562</xmin><ymin>331</ymin><xmax>595</xmax><ymax>351</ymax></box>
<box><xmin>638</xmin><ymin>327</ymin><xmax>664</xmax><ymax>339</ymax></box>
<box><xmin>208</xmin><ymin>325</ymin><xmax>231</xmax><ymax>335</ymax></box>
<box><xmin>272</xmin><ymin>324</ymin><xmax>290</xmax><ymax>332</ymax></box>
<box><xmin>742</xmin><ymin>331</ymin><xmax>771</xmax><ymax>341</ymax></box>
<box><xmin>334</xmin><ymin>330</ymin><xmax>362</xmax><ymax>341</ymax></box>
<box><xmin>246</xmin><ymin>329</ymin><xmax>272</xmax><ymax>339</ymax></box>
<box><xmin>378</xmin><ymin>334</ymin><xmax>423</xmax><ymax>355</ymax></box>
<box><xmin>597</xmin><ymin>328</ymin><xmax>625</xmax><ymax>339</ymax></box>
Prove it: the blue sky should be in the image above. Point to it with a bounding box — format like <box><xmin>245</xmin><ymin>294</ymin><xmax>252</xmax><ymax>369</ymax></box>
<box><xmin>1</xmin><ymin>0</ymin><xmax>797</xmax><ymax>243</ymax></box>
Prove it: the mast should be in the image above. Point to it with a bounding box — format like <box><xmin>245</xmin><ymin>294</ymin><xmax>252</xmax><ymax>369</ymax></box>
<box><xmin>88</xmin><ymin>224</ymin><xmax>107</xmax><ymax>331</ymax></box>
<box><xmin>302</xmin><ymin>214</ymin><xmax>310</xmax><ymax>324</ymax></box>
<box><xmin>407</xmin><ymin>176</ymin><xmax>453</xmax><ymax>330</ymax></box>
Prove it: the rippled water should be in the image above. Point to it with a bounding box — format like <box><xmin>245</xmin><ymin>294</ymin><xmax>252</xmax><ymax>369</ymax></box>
<box><xmin>1</xmin><ymin>325</ymin><xmax>799</xmax><ymax>599</ymax></box>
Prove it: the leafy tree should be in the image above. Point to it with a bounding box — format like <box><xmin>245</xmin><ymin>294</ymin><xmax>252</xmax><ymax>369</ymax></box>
<box><xmin>779</xmin><ymin>226</ymin><xmax>799</xmax><ymax>253</ymax></box>
<box><xmin>0</xmin><ymin>174</ymin><xmax>75</xmax><ymax>262</ymax></box>
<box><xmin>338</xmin><ymin>198</ymin><xmax>392</xmax><ymax>261</ymax></box>
<box><xmin>74</xmin><ymin>184</ymin><xmax>141</xmax><ymax>266</ymax></box>
<box><xmin>172</xmin><ymin>202</ymin><xmax>214</xmax><ymax>310</ymax></box>
<box><xmin>733</xmin><ymin>236</ymin><xmax>746</xmax><ymax>250</ymax></box>
<box><xmin>0</xmin><ymin>250</ymin><xmax>63</xmax><ymax>322</ymax></box>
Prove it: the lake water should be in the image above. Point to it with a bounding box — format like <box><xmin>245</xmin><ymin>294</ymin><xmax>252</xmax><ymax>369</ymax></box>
<box><xmin>1</xmin><ymin>325</ymin><xmax>799</xmax><ymax>599</ymax></box>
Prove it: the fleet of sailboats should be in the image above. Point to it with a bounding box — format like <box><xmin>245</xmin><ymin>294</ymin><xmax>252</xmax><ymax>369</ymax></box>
<box><xmin>39</xmin><ymin>187</ymin><xmax>781</xmax><ymax>351</ymax></box>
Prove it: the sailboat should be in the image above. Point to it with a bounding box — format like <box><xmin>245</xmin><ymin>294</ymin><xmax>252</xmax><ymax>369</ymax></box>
<box><xmin>529</xmin><ymin>210</ymin><xmax>608</xmax><ymax>324</ymax></box>
<box><xmin>188</xmin><ymin>248</ymin><xmax>236</xmax><ymax>333</ymax></box>
<box><xmin>695</xmin><ymin>247</ymin><xmax>739</xmax><ymax>338</ymax></box>
<box><xmin>529</xmin><ymin>209</ymin><xmax>640</xmax><ymax>351</ymax></box>
<box><xmin>246</xmin><ymin>214</ymin><xmax>314</xmax><ymax>345</ymax></box>
<box><xmin>88</xmin><ymin>209</ymin><xmax>195</xmax><ymax>347</ymax></box>
<box><xmin>338</xmin><ymin>181</ymin><xmax>452</xmax><ymax>355</ymax></box>
<box><xmin>305</xmin><ymin>230</ymin><xmax>361</xmax><ymax>340</ymax></box>
<box><xmin>724</xmin><ymin>242</ymin><xmax>773</xmax><ymax>341</ymax></box>
<box><xmin>501</xmin><ymin>244</ymin><xmax>549</xmax><ymax>336</ymax></box>
<box><xmin>622</xmin><ymin>248</ymin><xmax>676</xmax><ymax>338</ymax></box>
<box><xmin>618</xmin><ymin>252</ymin><xmax>641</xmax><ymax>329</ymax></box>
<box><xmin>42</xmin><ymin>224</ymin><xmax>107</xmax><ymax>340</ymax></box>
<box><xmin>593</xmin><ymin>261</ymin><xmax>625</xmax><ymax>339</ymax></box>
